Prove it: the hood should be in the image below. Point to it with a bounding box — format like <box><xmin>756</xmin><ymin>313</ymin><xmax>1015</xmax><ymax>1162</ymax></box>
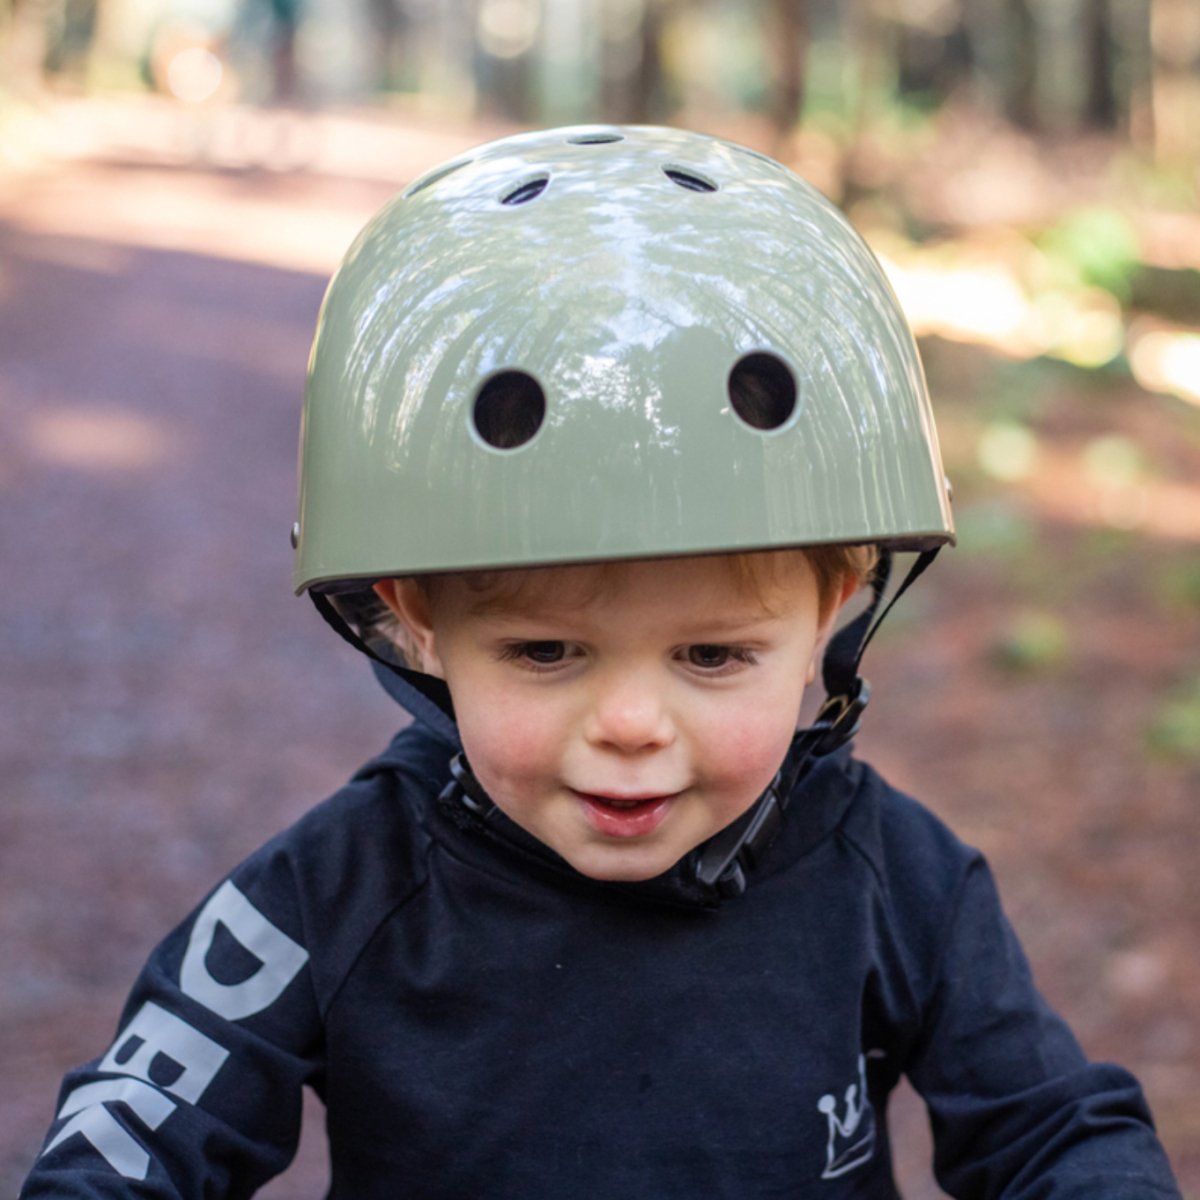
<box><xmin>370</xmin><ymin>658</ymin><xmax>461</xmax><ymax>748</ymax></box>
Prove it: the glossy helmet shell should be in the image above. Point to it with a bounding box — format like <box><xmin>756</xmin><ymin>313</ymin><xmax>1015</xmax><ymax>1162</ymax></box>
<box><xmin>294</xmin><ymin>124</ymin><xmax>953</xmax><ymax>595</ymax></box>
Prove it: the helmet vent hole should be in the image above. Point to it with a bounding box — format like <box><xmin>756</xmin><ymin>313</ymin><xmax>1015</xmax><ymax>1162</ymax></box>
<box><xmin>567</xmin><ymin>132</ymin><xmax>624</xmax><ymax>145</ymax></box>
<box><xmin>728</xmin><ymin>353</ymin><xmax>797</xmax><ymax>431</ymax></box>
<box><xmin>663</xmin><ymin>165</ymin><xmax>718</xmax><ymax>193</ymax></box>
<box><xmin>500</xmin><ymin>175</ymin><xmax>550</xmax><ymax>205</ymax></box>
<box><xmin>473</xmin><ymin>371</ymin><xmax>546</xmax><ymax>450</ymax></box>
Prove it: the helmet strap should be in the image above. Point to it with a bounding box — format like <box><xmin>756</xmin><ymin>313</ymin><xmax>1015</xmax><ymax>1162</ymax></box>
<box><xmin>821</xmin><ymin>546</ymin><xmax>939</xmax><ymax>706</ymax></box>
<box><xmin>693</xmin><ymin>547</ymin><xmax>940</xmax><ymax>897</ymax></box>
<box><xmin>309</xmin><ymin>590</ymin><xmax>459</xmax><ymax>735</ymax></box>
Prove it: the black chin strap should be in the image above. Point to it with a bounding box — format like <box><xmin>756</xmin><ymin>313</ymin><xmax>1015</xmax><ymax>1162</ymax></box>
<box><xmin>692</xmin><ymin>548</ymin><xmax>940</xmax><ymax>897</ymax></box>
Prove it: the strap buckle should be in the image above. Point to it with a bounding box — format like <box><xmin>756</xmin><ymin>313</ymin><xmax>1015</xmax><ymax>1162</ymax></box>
<box><xmin>438</xmin><ymin>753</ymin><xmax>496</xmax><ymax>818</ymax></box>
<box><xmin>693</xmin><ymin>771</ymin><xmax>786</xmax><ymax>898</ymax></box>
<box><xmin>806</xmin><ymin>678</ymin><xmax>872</xmax><ymax>758</ymax></box>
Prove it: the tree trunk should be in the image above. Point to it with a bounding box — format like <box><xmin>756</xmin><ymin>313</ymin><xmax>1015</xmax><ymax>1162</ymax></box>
<box><xmin>1006</xmin><ymin>0</ymin><xmax>1039</xmax><ymax>129</ymax></box>
<box><xmin>766</xmin><ymin>0</ymin><xmax>808</xmax><ymax>142</ymax></box>
<box><xmin>1083</xmin><ymin>0</ymin><xmax>1118</xmax><ymax>128</ymax></box>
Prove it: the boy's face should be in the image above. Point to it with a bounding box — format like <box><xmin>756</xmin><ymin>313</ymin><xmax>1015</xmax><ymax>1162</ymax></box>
<box><xmin>376</xmin><ymin>555</ymin><xmax>850</xmax><ymax>883</ymax></box>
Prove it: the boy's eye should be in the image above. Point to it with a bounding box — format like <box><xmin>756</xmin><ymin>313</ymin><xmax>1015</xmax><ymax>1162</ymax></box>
<box><xmin>687</xmin><ymin>644</ymin><xmax>733</xmax><ymax>669</ymax></box>
<box><xmin>518</xmin><ymin>641</ymin><xmax>567</xmax><ymax>665</ymax></box>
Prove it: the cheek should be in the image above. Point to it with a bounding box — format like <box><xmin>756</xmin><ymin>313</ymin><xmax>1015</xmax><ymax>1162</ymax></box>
<box><xmin>454</xmin><ymin>693</ymin><xmax>559</xmax><ymax>787</ymax></box>
<box><xmin>702</xmin><ymin>708</ymin><xmax>798</xmax><ymax>794</ymax></box>
<box><xmin>701</xmin><ymin>673</ymin><xmax>809</xmax><ymax>789</ymax></box>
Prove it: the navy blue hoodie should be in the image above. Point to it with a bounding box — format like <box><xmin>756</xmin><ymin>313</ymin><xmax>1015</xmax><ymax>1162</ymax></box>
<box><xmin>20</xmin><ymin>695</ymin><xmax>1181</xmax><ymax>1197</ymax></box>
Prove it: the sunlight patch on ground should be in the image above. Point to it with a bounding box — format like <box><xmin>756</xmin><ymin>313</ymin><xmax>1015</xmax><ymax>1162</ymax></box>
<box><xmin>875</xmin><ymin>236</ymin><xmax>1126</xmax><ymax>368</ymax></box>
<box><xmin>876</xmin><ymin>229</ymin><xmax>1199</xmax><ymax>422</ymax></box>
<box><xmin>0</xmin><ymin>97</ymin><xmax>505</xmax><ymax>276</ymax></box>
<box><xmin>1129</xmin><ymin>328</ymin><xmax>1200</xmax><ymax>408</ymax></box>
<box><xmin>2</xmin><ymin>95</ymin><xmax>498</xmax><ymax>187</ymax></box>
<box><xmin>24</xmin><ymin>407</ymin><xmax>174</xmax><ymax>472</ymax></box>
<box><xmin>5</xmin><ymin>165</ymin><xmax>375</xmax><ymax>275</ymax></box>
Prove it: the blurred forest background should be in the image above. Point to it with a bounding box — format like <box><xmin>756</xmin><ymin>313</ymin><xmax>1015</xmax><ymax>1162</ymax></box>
<box><xmin>1</xmin><ymin>0</ymin><xmax>1198</xmax><ymax>1196</ymax></box>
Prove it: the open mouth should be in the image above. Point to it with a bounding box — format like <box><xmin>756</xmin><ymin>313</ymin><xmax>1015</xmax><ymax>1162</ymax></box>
<box><xmin>572</xmin><ymin>790</ymin><xmax>678</xmax><ymax>839</ymax></box>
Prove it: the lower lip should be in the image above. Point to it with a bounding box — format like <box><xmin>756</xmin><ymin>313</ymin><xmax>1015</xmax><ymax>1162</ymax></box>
<box><xmin>574</xmin><ymin>792</ymin><xmax>676</xmax><ymax>839</ymax></box>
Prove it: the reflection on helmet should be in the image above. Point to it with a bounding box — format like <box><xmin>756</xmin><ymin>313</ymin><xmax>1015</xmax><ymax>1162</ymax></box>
<box><xmin>294</xmin><ymin>124</ymin><xmax>954</xmax><ymax>599</ymax></box>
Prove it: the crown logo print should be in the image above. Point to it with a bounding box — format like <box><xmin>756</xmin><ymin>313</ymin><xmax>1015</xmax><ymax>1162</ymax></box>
<box><xmin>817</xmin><ymin>1054</ymin><xmax>876</xmax><ymax>1180</ymax></box>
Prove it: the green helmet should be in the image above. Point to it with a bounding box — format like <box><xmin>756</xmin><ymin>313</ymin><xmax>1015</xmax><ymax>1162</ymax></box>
<box><xmin>293</xmin><ymin>123</ymin><xmax>953</xmax><ymax>597</ymax></box>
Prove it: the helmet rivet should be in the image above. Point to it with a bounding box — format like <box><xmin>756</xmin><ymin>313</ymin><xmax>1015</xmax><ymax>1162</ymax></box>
<box><xmin>290</xmin><ymin>522</ymin><xmax>300</xmax><ymax>549</ymax></box>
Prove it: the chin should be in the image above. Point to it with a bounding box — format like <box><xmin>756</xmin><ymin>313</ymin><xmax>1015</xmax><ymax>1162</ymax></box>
<box><xmin>565</xmin><ymin>845</ymin><xmax>687</xmax><ymax>884</ymax></box>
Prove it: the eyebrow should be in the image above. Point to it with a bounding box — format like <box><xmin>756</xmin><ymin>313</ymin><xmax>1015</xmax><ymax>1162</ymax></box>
<box><xmin>667</xmin><ymin>614</ymin><xmax>783</xmax><ymax>639</ymax></box>
<box><xmin>696</xmin><ymin>616</ymin><xmax>777</xmax><ymax>633</ymax></box>
<box><xmin>458</xmin><ymin>577</ymin><xmax>609</xmax><ymax>620</ymax></box>
<box><xmin>463</xmin><ymin>591</ymin><xmax>598</xmax><ymax>621</ymax></box>
<box><xmin>465</xmin><ymin>597</ymin><xmax>781</xmax><ymax>636</ymax></box>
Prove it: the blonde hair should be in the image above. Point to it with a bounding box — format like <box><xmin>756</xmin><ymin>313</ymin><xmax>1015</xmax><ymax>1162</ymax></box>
<box><xmin>368</xmin><ymin>545</ymin><xmax>879</xmax><ymax>670</ymax></box>
<box><xmin>721</xmin><ymin>545</ymin><xmax>877</xmax><ymax>618</ymax></box>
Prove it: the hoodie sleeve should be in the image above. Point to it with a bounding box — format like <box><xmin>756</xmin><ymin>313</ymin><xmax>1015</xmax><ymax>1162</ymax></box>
<box><xmin>18</xmin><ymin>844</ymin><xmax>323</xmax><ymax>1200</ymax></box>
<box><xmin>17</xmin><ymin>741</ymin><xmax>440</xmax><ymax>1200</ymax></box>
<box><xmin>906</xmin><ymin>856</ymin><xmax>1181</xmax><ymax>1199</ymax></box>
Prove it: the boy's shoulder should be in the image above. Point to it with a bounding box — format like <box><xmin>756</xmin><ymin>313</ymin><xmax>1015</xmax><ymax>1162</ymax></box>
<box><xmin>822</xmin><ymin>752</ymin><xmax>989</xmax><ymax>960</ymax></box>
<box><xmin>842</xmin><ymin>755</ymin><xmax>978</xmax><ymax>876</ymax></box>
<box><xmin>256</xmin><ymin>722</ymin><xmax>448</xmax><ymax>864</ymax></box>
<box><xmin>801</xmin><ymin>749</ymin><xmax>981</xmax><ymax>889</ymax></box>
<box><xmin>215</xmin><ymin>723</ymin><xmax>453</xmax><ymax>999</ymax></box>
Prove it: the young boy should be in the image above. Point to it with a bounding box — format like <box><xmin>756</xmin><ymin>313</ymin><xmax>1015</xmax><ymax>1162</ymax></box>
<box><xmin>22</xmin><ymin>126</ymin><xmax>1180</xmax><ymax>1197</ymax></box>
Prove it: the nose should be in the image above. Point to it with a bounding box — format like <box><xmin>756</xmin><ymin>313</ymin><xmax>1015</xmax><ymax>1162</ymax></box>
<box><xmin>583</xmin><ymin>671</ymin><xmax>675</xmax><ymax>754</ymax></box>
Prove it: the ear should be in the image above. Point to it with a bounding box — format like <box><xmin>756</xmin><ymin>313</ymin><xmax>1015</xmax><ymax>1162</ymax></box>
<box><xmin>806</xmin><ymin>573</ymin><xmax>862</xmax><ymax>686</ymax></box>
<box><xmin>372</xmin><ymin>579</ymin><xmax>446</xmax><ymax>678</ymax></box>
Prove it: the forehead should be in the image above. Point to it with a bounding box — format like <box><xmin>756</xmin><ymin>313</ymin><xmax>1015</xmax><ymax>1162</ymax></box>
<box><xmin>425</xmin><ymin>552</ymin><xmax>815</xmax><ymax>620</ymax></box>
